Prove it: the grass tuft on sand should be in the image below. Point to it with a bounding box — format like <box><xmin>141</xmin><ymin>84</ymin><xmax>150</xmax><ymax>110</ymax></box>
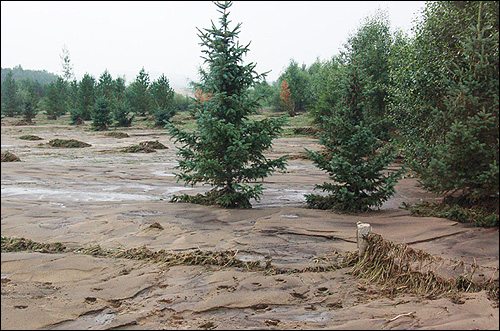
<box><xmin>1</xmin><ymin>151</ymin><xmax>21</xmax><ymax>162</ymax></box>
<box><xmin>48</xmin><ymin>138</ymin><xmax>91</xmax><ymax>148</ymax></box>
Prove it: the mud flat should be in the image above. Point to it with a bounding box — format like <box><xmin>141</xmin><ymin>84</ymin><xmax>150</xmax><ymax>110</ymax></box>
<box><xmin>1</xmin><ymin>120</ymin><xmax>498</xmax><ymax>329</ymax></box>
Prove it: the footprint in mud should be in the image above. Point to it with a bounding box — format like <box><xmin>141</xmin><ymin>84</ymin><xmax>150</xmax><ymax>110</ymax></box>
<box><xmin>14</xmin><ymin>305</ymin><xmax>28</xmax><ymax>309</ymax></box>
<box><xmin>290</xmin><ymin>291</ymin><xmax>307</xmax><ymax>300</ymax></box>
<box><xmin>85</xmin><ymin>297</ymin><xmax>97</xmax><ymax>303</ymax></box>
<box><xmin>264</xmin><ymin>319</ymin><xmax>280</xmax><ymax>326</ymax></box>
<box><xmin>326</xmin><ymin>301</ymin><xmax>343</xmax><ymax>310</ymax></box>
<box><xmin>250</xmin><ymin>303</ymin><xmax>271</xmax><ymax>311</ymax></box>
<box><xmin>315</xmin><ymin>287</ymin><xmax>330</xmax><ymax>295</ymax></box>
<box><xmin>199</xmin><ymin>321</ymin><xmax>216</xmax><ymax>330</ymax></box>
<box><xmin>216</xmin><ymin>285</ymin><xmax>236</xmax><ymax>292</ymax></box>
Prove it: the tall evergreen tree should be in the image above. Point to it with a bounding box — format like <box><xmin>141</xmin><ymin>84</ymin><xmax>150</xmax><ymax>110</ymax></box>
<box><xmin>91</xmin><ymin>96</ymin><xmax>112</xmax><ymax>131</ymax></box>
<box><xmin>130</xmin><ymin>67</ymin><xmax>152</xmax><ymax>116</ymax></box>
<box><xmin>17</xmin><ymin>87</ymin><xmax>37</xmax><ymax>123</ymax></box>
<box><xmin>96</xmin><ymin>70</ymin><xmax>114</xmax><ymax>101</ymax></box>
<box><xmin>306</xmin><ymin>51</ymin><xmax>403</xmax><ymax>212</ymax></box>
<box><xmin>1</xmin><ymin>71</ymin><xmax>18</xmax><ymax>117</ymax></box>
<box><xmin>45</xmin><ymin>77</ymin><xmax>68</xmax><ymax>119</ymax></box>
<box><xmin>151</xmin><ymin>74</ymin><xmax>175</xmax><ymax>126</ymax></box>
<box><xmin>168</xmin><ymin>1</ymin><xmax>287</xmax><ymax>208</ymax></box>
<box><xmin>77</xmin><ymin>73</ymin><xmax>96</xmax><ymax>121</ymax></box>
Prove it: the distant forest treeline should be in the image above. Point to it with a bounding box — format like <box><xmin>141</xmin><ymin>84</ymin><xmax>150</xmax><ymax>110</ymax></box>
<box><xmin>1</xmin><ymin>65</ymin><xmax>59</xmax><ymax>85</ymax></box>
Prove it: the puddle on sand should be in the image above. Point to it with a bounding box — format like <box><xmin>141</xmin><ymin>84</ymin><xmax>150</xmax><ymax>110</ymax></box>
<box><xmin>51</xmin><ymin>309</ymin><xmax>116</xmax><ymax>330</ymax></box>
<box><xmin>1</xmin><ymin>185</ymin><xmax>192</xmax><ymax>202</ymax></box>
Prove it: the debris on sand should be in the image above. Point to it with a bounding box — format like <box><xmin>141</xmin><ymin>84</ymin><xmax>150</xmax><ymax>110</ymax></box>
<box><xmin>48</xmin><ymin>138</ymin><xmax>91</xmax><ymax>148</ymax></box>
<box><xmin>121</xmin><ymin>140</ymin><xmax>167</xmax><ymax>153</ymax></box>
<box><xmin>19</xmin><ymin>134</ymin><xmax>43</xmax><ymax>140</ymax></box>
<box><xmin>293</xmin><ymin>126</ymin><xmax>319</xmax><ymax>136</ymax></box>
<box><xmin>350</xmin><ymin>233</ymin><xmax>499</xmax><ymax>302</ymax></box>
<box><xmin>1</xmin><ymin>151</ymin><xmax>21</xmax><ymax>162</ymax></box>
<box><xmin>121</xmin><ymin>144</ymin><xmax>156</xmax><ymax>153</ymax></box>
<box><xmin>148</xmin><ymin>222</ymin><xmax>164</xmax><ymax>230</ymax></box>
<box><xmin>104</xmin><ymin>131</ymin><xmax>129</xmax><ymax>138</ymax></box>
<box><xmin>139</xmin><ymin>140</ymin><xmax>168</xmax><ymax>150</ymax></box>
<box><xmin>1</xmin><ymin>236</ymin><xmax>65</xmax><ymax>253</ymax></box>
<box><xmin>1</xmin><ymin>233</ymin><xmax>498</xmax><ymax>305</ymax></box>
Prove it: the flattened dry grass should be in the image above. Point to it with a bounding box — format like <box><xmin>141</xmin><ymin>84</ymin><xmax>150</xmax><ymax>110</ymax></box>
<box><xmin>139</xmin><ymin>140</ymin><xmax>168</xmax><ymax>149</ymax></box>
<box><xmin>1</xmin><ymin>151</ymin><xmax>21</xmax><ymax>162</ymax></box>
<box><xmin>48</xmin><ymin>138</ymin><xmax>91</xmax><ymax>148</ymax></box>
<box><xmin>104</xmin><ymin>131</ymin><xmax>129</xmax><ymax>138</ymax></box>
<box><xmin>1</xmin><ymin>234</ymin><xmax>497</xmax><ymax>304</ymax></box>
<box><xmin>121</xmin><ymin>144</ymin><xmax>156</xmax><ymax>153</ymax></box>
<box><xmin>19</xmin><ymin>134</ymin><xmax>43</xmax><ymax>140</ymax></box>
<box><xmin>350</xmin><ymin>233</ymin><xmax>499</xmax><ymax>302</ymax></box>
<box><xmin>1</xmin><ymin>236</ymin><xmax>66</xmax><ymax>253</ymax></box>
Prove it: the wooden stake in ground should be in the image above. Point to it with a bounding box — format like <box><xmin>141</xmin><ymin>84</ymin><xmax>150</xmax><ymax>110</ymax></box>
<box><xmin>356</xmin><ymin>221</ymin><xmax>372</xmax><ymax>258</ymax></box>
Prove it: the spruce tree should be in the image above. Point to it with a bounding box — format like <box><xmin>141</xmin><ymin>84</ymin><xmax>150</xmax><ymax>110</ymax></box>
<box><xmin>91</xmin><ymin>96</ymin><xmax>112</xmax><ymax>131</ymax></box>
<box><xmin>17</xmin><ymin>87</ymin><xmax>37</xmax><ymax>123</ymax></box>
<box><xmin>306</xmin><ymin>61</ymin><xmax>404</xmax><ymax>212</ymax></box>
<box><xmin>77</xmin><ymin>73</ymin><xmax>96</xmax><ymax>121</ymax></box>
<box><xmin>168</xmin><ymin>1</ymin><xmax>286</xmax><ymax>209</ymax></box>
<box><xmin>45</xmin><ymin>77</ymin><xmax>68</xmax><ymax>120</ymax></box>
<box><xmin>130</xmin><ymin>67</ymin><xmax>152</xmax><ymax>116</ymax></box>
<box><xmin>151</xmin><ymin>74</ymin><xmax>175</xmax><ymax>127</ymax></box>
<box><xmin>1</xmin><ymin>71</ymin><xmax>19</xmax><ymax>117</ymax></box>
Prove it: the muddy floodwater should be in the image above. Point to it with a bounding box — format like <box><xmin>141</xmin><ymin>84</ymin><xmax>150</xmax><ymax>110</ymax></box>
<box><xmin>1</xmin><ymin>120</ymin><xmax>498</xmax><ymax>330</ymax></box>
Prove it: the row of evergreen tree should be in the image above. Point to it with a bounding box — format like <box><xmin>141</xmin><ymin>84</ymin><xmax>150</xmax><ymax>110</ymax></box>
<box><xmin>1</xmin><ymin>66</ymin><xmax>192</xmax><ymax>129</ymax></box>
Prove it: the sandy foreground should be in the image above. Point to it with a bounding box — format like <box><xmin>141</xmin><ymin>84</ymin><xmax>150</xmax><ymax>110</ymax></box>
<box><xmin>1</xmin><ymin>120</ymin><xmax>498</xmax><ymax>330</ymax></box>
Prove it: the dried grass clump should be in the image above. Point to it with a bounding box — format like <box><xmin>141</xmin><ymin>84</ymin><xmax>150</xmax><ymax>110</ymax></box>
<box><xmin>104</xmin><ymin>131</ymin><xmax>129</xmax><ymax>138</ymax></box>
<box><xmin>13</xmin><ymin>120</ymin><xmax>30</xmax><ymax>126</ymax></box>
<box><xmin>48</xmin><ymin>138</ymin><xmax>91</xmax><ymax>148</ymax></box>
<box><xmin>1</xmin><ymin>236</ymin><xmax>66</xmax><ymax>253</ymax></box>
<box><xmin>293</xmin><ymin>126</ymin><xmax>319</xmax><ymax>136</ymax></box>
<box><xmin>75</xmin><ymin>245</ymin><xmax>261</xmax><ymax>270</ymax></box>
<box><xmin>121</xmin><ymin>144</ymin><xmax>156</xmax><ymax>153</ymax></box>
<box><xmin>350</xmin><ymin>233</ymin><xmax>499</xmax><ymax>301</ymax></box>
<box><xmin>149</xmin><ymin>222</ymin><xmax>164</xmax><ymax>230</ymax></box>
<box><xmin>19</xmin><ymin>134</ymin><xmax>43</xmax><ymax>140</ymax></box>
<box><xmin>1</xmin><ymin>151</ymin><xmax>21</xmax><ymax>162</ymax></box>
<box><xmin>139</xmin><ymin>140</ymin><xmax>167</xmax><ymax>150</ymax></box>
<box><xmin>287</xmin><ymin>152</ymin><xmax>309</xmax><ymax>160</ymax></box>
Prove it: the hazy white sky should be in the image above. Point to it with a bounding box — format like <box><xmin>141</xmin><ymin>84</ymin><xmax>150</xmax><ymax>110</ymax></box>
<box><xmin>1</xmin><ymin>1</ymin><xmax>426</xmax><ymax>88</ymax></box>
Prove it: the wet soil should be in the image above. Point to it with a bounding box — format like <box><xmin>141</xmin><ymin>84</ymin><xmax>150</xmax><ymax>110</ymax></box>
<box><xmin>1</xmin><ymin>120</ymin><xmax>498</xmax><ymax>329</ymax></box>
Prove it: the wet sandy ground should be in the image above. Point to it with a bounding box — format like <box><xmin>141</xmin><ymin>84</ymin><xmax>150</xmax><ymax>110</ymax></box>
<box><xmin>1</xmin><ymin>121</ymin><xmax>499</xmax><ymax>329</ymax></box>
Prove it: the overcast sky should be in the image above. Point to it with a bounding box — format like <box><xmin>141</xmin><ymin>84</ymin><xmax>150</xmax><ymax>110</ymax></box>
<box><xmin>1</xmin><ymin>1</ymin><xmax>426</xmax><ymax>88</ymax></box>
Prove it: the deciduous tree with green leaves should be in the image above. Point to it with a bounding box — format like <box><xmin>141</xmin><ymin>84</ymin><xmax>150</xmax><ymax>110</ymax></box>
<box><xmin>390</xmin><ymin>1</ymin><xmax>499</xmax><ymax>206</ymax></box>
<box><xmin>168</xmin><ymin>1</ymin><xmax>286</xmax><ymax>208</ymax></box>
